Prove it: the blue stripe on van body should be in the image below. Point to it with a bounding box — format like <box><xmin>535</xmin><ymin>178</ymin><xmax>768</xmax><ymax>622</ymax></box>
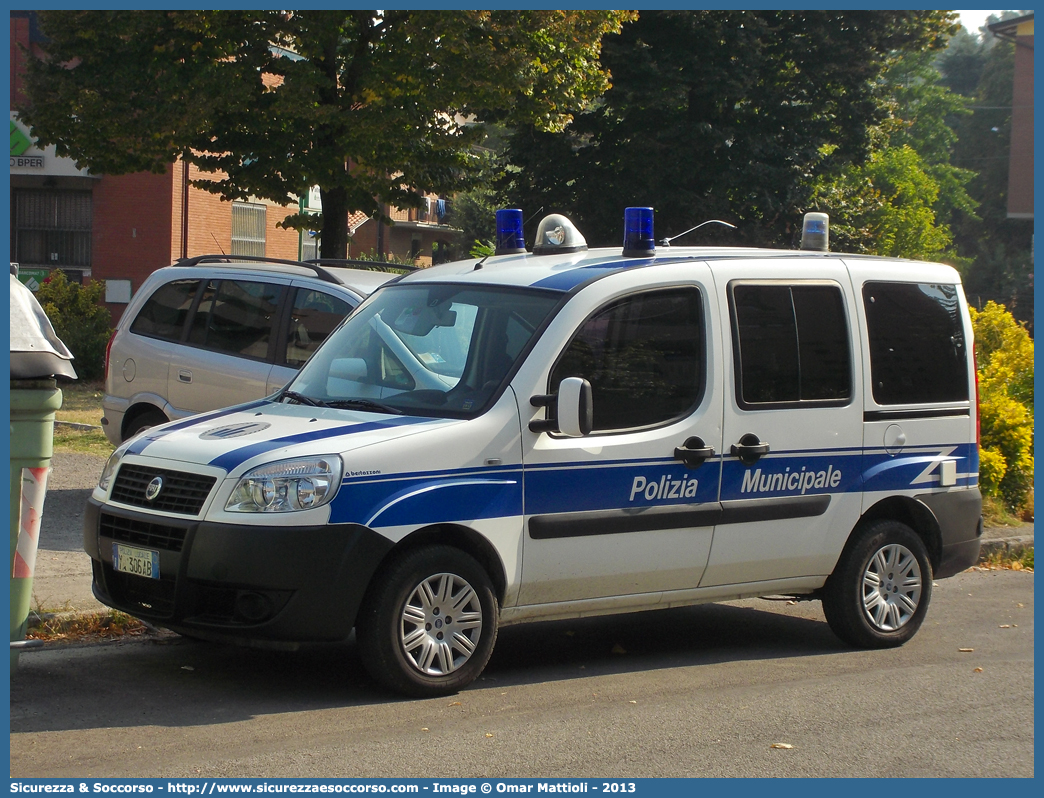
<box><xmin>207</xmin><ymin>415</ymin><xmax>435</xmax><ymax>472</ymax></box>
<box><xmin>126</xmin><ymin>400</ymin><xmax>271</xmax><ymax>456</ymax></box>
<box><xmin>330</xmin><ymin>470</ymin><xmax>524</xmax><ymax>527</ymax></box>
<box><xmin>529</xmin><ymin>262</ymin><xmax>630</xmax><ymax>291</ymax></box>
<box><xmin>330</xmin><ymin>444</ymin><xmax>978</xmax><ymax>530</ymax></box>
<box><xmin>524</xmin><ymin>457</ymin><xmax>720</xmax><ymax>515</ymax></box>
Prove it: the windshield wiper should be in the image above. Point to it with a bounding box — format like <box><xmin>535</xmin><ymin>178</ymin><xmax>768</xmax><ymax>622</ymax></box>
<box><xmin>280</xmin><ymin>390</ymin><xmax>328</xmax><ymax>407</ymax></box>
<box><xmin>325</xmin><ymin>398</ymin><xmax>403</xmax><ymax>415</ymax></box>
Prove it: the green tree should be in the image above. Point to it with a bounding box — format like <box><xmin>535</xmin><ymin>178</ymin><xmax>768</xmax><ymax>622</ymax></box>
<box><xmin>944</xmin><ymin>14</ymin><xmax>1035</xmax><ymax>325</ymax></box>
<box><xmin>34</xmin><ymin>271</ymin><xmax>112</xmax><ymax>382</ymax></box>
<box><xmin>20</xmin><ymin>10</ymin><xmax>632</xmax><ymax>258</ymax></box>
<box><xmin>813</xmin><ymin>146</ymin><xmax>952</xmax><ymax>260</ymax></box>
<box><xmin>811</xmin><ymin>49</ymin><xmax>977</xmax><ymax>260</ymax></box>
<box><xmin>502</xmin><ymin>10</ymin><xmax>957</xmax><ymax>247</ymax></box>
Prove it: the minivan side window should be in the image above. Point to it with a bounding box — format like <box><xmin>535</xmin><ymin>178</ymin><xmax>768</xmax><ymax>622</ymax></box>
<box><xmin>188</xmin><ymin>280</ymin><xmax>284</xmax><ymax>360</ymax></box>
<box><xmin>285</xmin><ymin>288</ymin><xmax>353</xmax><ymax>368</ymax></box>
<box><xmin>130</xmin><ymin>279</ymin><xmax>201</xmax><ymax>341</ymax></box>
<box><xmin>551</xmin><ymin>288</ymin><xmax>704</xmax><ymax>432</ymax></box>
<box><xmin>863</xmin><ymin>282</ymin><xmax>969</xmax><ymax>404</ymax></box>
<box><xmin>730</xmin><ymin>283</ymin><xmax>851</xmax><ymax>407</ymax></box>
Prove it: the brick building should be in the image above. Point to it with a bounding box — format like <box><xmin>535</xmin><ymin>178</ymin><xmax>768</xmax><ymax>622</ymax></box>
<box><xmin>988</xmin><ymin>13</ymin><xmax>1034</xmax><ymax>221</ymax></box>
<box><xmin>10</xmin><ymin>12</ymin><xmax>458</xmax><ymax>324</ymax></box>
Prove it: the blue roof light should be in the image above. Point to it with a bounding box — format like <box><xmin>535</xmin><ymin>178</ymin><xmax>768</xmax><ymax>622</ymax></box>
<box><xmin>495</xmin><ymin>208</ymin><xmax>527</xmax><ymax>255</ymax></box>
<box><xmin>622</xmin><ymin>207</ymin><xmax>655</xmax><ymax>257</ymax></box>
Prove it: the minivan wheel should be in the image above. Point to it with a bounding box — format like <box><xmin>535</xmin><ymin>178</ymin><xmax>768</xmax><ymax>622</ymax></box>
<box><xmin>124</xmin><ymin>408</ymin><xmax>168</xmax><ymax>441</ymax></box>
<box><xmin>356</xmin><ymin>545</ymin><xmax>498</xmax><ymax>698</ymax></box>
<box><xmin>822</xmin><ymin>520</ymin><xmax>932</xmax><ymax>649</ymax></box>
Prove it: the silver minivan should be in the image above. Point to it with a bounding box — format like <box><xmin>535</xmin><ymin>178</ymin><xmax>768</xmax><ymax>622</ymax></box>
<box><xmin>101</xmin><ymin>256</ymin><xmax>403</xmax><ymax>444</ymax></box>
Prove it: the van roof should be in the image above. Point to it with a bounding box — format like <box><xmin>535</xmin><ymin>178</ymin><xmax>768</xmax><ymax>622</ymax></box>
<box><xmin>398</xmin><ymin>246</ymin><xmax>961</xmax><ymax>293</ymax></box>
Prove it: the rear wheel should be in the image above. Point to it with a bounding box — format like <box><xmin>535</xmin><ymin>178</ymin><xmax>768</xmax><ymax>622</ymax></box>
<box><xmin>356</xmin><ymin>545</ymin><xmax>498</xmax><ymax>697</ymax></box>
<box><xmin>822</xmin><ymin>520</ymin><xmax>932</xmax><ymax>648</ymax></box>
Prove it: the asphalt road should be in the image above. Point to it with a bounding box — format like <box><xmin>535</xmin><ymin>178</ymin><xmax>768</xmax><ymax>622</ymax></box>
<box><xmin>10</xmin><ymin>569</ymin><xmax>1033</xmax><ymax>779</ymax></box>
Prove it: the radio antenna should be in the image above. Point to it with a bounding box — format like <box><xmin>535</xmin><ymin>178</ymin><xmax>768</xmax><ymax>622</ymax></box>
<box><xmin>659</xmin><ymin>219</ymin><xmax>736</xmax><ymax>246</ymax></box>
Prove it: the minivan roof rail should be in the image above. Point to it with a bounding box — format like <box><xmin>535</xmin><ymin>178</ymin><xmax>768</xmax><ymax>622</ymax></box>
<box><xmin>305</xmin><ymin>258</ymin><xmax>419</xmax><ymax>273</ymax></box>
<box><xmin>174</xmin><ymin>254</ymin><xmax>339</xmax><ymax>284</ymax></box>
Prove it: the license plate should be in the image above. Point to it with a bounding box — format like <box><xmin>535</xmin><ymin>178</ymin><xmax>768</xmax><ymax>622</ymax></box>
<box><xmin>112</xmin><ymin>543</ymin><xmax>160</xmax><ymax>579</ymax></box>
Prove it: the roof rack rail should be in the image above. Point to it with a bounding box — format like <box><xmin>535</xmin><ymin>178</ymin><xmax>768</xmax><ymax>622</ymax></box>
<box><xmin>173</xmin><ymin>254</ymin><xmax>339</xmax><ymax>284</ymax></box>
<box><xmin>305</xmin><ymin>258</ymin><xmax>419</xmax><ymax>273</ymax></box>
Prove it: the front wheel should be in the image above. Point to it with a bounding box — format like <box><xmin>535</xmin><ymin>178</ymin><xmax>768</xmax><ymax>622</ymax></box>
<box><xmin>822</xmin><ymin>520</ymin><xmax>932</xmax><ymax>648</ymax></box>
<box><xmin>356</xmin><ymin>545</ymin><xmax>498</xmax><ymax>698</ymax></box>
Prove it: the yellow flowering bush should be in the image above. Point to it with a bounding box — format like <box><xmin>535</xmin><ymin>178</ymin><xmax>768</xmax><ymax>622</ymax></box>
<box><xmin>970</xmin><ymin>302</ymin><xmax>1034</xmax><ymax>511</ymax></box>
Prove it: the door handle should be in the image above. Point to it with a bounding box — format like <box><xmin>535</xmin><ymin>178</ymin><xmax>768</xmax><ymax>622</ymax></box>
<box><xmin>178</xmin><ymin>370</ymin><xmax>192</xmax><ymax>383</ymax></box>
<box><xmin>731</xmin><ymin>433</ymin><xmax>769</xmax><ymax>465</ymax></box>
<box><xmin>674</xmin><ymin>436</ymin><xmax>715</xmax><ymax>468</ymax></box>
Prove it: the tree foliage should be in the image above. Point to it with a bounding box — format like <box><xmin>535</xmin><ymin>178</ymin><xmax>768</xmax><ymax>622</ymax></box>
<box><xmin>939</xmin><ymin>14</ymin><xmax>1035</xmax><ymax>327</ymax></box>
<box><xmin>20</xmin><ymin>10</ymin><xmax>633</xmax><ymax>258</ymax></box>
<box><xmin>34</xmin><ymin>271</ymin><xmax>112</xmax><ymax>382</ymax></box>
<box><xmin>502</xmin><ymin>10</ymin><xmax>957</xmax><ymax>248</ymax></box>
<box><xmin>970</xmin><ymin>301</ymin><xmax>1033</xmax><ymax>511</ymax></box>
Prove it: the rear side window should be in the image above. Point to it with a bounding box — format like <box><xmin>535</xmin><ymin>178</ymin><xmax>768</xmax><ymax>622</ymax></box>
<box><xmin>188</xmin><ymin>280</ymin><xmax>284</xmax><ymax>360</ymax></box>
<box><xmin>863</xmin><ymin>282</ymin><xmax>969</xmax><ymax>404</ymax></box>
<box><xmin>130</xmin><ymin>279</ymin><xmax>200</xmax><ymax>341</ymax></box>
<box><xmin>551</xmin><ymin>288</ymin><xmax>704</xmax><ymax>432</ymax></box>
<box><xmin>731</xmin><ymin>283</ymin><xmax>851</xmax><ymax>407</ymax></box>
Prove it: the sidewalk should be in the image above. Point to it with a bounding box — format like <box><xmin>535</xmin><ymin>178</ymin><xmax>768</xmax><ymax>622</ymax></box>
<box><xmin>28</xmin><ymin>452</ymin><xmax>1035</xmax><ymax>618</ymax></box>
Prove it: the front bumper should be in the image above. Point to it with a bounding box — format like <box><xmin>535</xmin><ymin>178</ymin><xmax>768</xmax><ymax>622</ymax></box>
<box><xmin>84</xmin><ymin>497</ymin><xmax>393</xmax><ymax>643</ymax></box>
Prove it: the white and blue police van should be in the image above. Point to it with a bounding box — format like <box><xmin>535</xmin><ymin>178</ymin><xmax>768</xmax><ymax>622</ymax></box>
<box><xmin>85</xmin><ymin>208</ymin><xmax>983</xmax><ymax>697</ymax></box>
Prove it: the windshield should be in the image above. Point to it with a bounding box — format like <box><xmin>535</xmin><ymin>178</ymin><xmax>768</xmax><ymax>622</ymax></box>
<box><xmin>287</xmin><ymin>284</ymin><xmax>560</xmax><ymax>417</ymax></box>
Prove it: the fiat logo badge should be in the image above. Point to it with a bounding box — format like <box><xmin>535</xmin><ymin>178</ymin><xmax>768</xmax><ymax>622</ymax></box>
<box><xmin>145</xmin><ymin>476</ymin><xmax>164</xmax><ymax>502</ymax></box>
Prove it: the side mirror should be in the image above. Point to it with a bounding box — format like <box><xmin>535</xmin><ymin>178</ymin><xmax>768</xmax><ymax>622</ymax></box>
<box><xmin>329</xmin><ymin>358</ymin><xmax>368</xmax><ymax>381</ymax></box>
<box><xmin>556</xmin><ymin>377</ymin><xmax>593</xmax><ymax>437</ymax></box>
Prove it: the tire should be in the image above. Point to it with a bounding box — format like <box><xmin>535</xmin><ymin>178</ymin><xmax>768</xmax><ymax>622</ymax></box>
<box><xmin>822</xmin><ymin>520</ymin><xmax>933</xmax><ymax>649</ymax></box>
<box><xmin>355</xmin><ymin>545</ymin><xmax>499</xmax><ymax>698</ymax></box>
<box><xmin>124</xmin><ymin>408</ymin><xmax>168</xmax><ymax>441</ymax></box>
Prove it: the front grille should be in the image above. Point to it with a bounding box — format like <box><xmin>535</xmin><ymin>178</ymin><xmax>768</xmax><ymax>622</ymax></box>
<box><xmin>100</xmin><ymin>512</ymin><xmax>188</xmax><ymax>552</ymax></box>
<box><xmin>111</xmin><ymin>465</ymin><xmax>216</xmax><ymax>515</ymax></box>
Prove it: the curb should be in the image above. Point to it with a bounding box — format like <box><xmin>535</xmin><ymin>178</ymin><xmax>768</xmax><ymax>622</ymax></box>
<box><xmin>54</xmin><ymin>421</ymin><xmax>103</xmax><ymax>432</ymax></box>
<box><xmin>978</xmin><ymin>535</ymin><xmax>1034</xmax><ymax>560</ymax></box>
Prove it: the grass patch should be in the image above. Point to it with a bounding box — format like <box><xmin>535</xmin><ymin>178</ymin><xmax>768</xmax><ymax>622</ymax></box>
<box><xmin>55</xmin><ymin>379</ymin><xmax>105</xmax><ymax>425</ymax></box>
<box><xmin>980</xmin><ymin>547</ymin><xmax>1034</xmax><ymax>572</ymax></box>
<box><xmin>982</xmin><ymin>495</ymin><xmax>1029</xmax><ymax>528</ymax></box>
<box><xmin>52</xmin><ymin>425</ymin><xmax>114</xmax><ymax>456</ymax></box>
<box><xmin>51</xmin><ymin>380</ymin><xmax>114</xmax><ymax>455</ymax></box>
<box><xmin>26</xmin><ymin>609</ymin><xmax>149</xmax><ymax>643</ymax></box>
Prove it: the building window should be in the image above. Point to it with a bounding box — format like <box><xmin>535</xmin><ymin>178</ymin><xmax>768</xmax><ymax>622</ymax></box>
<box><xmin>11</xmin><ymin>189</ymin><xmax>92</xmax><ymax>270</ymax></box>
<box><xmin>231</xmin><ymin>201</ymin><xmax>266</xmax><ymax>257</ymax></box>
<box><xmin>300</xmin><ymin>230</ymin><xmax>320</xmax><ymax>261</ymax></box>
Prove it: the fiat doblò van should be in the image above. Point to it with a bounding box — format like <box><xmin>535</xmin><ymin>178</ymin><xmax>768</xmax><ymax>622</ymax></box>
<box><xmin>85</xmin><ymin>209</ymin><xmax>982</xmax><ymax>697</ymax></box>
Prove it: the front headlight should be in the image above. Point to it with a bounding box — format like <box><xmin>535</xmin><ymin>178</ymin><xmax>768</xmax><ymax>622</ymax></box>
<box><xmin>225</xmin><ymin>456</ymin><xmax>343</xmax><ymax>513</ymax></box>
<box><xmin>98</xmin><ymin>443</ymin><xmax>131</xmax><ymax>490</ymax></box>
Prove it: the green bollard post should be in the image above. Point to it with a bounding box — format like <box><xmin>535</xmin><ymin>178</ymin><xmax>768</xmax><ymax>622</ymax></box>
<box><xmin>10</xmin><ymin>377</ymin><xmax>62</xmax><ymax>669</ymax></box>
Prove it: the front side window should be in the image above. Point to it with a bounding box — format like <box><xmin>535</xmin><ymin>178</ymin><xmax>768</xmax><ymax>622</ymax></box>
<box><xmin>863</xmin><ymin>282</ymin><xmax>969</xmax><ymax>404</ymax></box>
<box><xmin>188</xmin><ymin>280</ymin><xmax>283</xmax><ymax>359</ymax></box>
<box><xmin>550</xmin><ymin>288</ymin><xmax>704</xmax><ymax>432</ymax></box>
<box><xmin>289</xmin><ymin>284</ymin><xmax>560</xmax><ymax>418</ymax></box>
<box><xmin>731</xmin><ymin>283</ymin><xmax>851</xmax><ymax>407</ymax></box>
<box><xmin>130</xmin><ymin>279</ymin><xmax>200</xmax><ymax>341</ymax></box>
<box><xmin>285</xmin><ymin>288</ymin><xmax>353</xmax><ymax>367</ymax></box>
